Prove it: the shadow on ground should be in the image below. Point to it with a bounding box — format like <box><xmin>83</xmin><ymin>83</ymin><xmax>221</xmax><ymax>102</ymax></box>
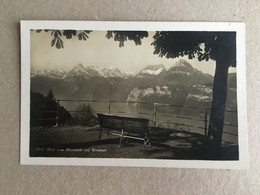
<box><xmin>30</xmin><ymin>125</ymin><xmax>238</xmax><ymax>160</ymax></box>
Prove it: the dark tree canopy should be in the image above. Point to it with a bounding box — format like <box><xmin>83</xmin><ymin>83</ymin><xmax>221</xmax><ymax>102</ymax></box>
<box><xmin>30</xmin><ymin>90</ymin><xmax>72</xmax><ymax>127</ymax></box>
<box><xmin>34</xmin><ymin>29</ymin><xmax>147</xmax><ymax>49</ymax></box>
<box><xmin>35</xmin><ymin>30</ymin><xmax>235</xmax><ymax>69</ymax></box>
<box><xmin>151</xmin><ymin>31</ymin><xmax>236</xmax><ymax>68</ymax></box>
<box><xmin>149</xmin><ymin>31</ymin><xmax>237</xmax><ymax>148</ymax></box>
<box><xmin>46</xmin><ymin>89</ymin><xmax>54</xmax><ymax>100</ymax></box>
<box><xmin>34</xmin><ymin>30</ymin><xmax>235</xmax><ymax>67</ymax></box>
<box><xmin>63</xmin><ymin>30</ymin><xmax>77</xmax><ymax>39</ymax></box>
<box><xmin>105</xmin><ymin>31</ymin><xmax>148</xmax><ymax>47</ymax></box>
<box><xmin>34</xmin><ymin>29</ymin><xmax>92</xmax><ymax>49</ymax></box>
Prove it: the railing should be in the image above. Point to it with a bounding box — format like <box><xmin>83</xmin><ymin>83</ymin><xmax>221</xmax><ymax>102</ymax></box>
<box><xmin>30</xmin><ymin>98</ymin><xmax>59</xmax><ymax>126</ymax></box>
<box><xmin>31</xmin><ymin>99</ymin><xmax>238</xmax><ymax>143</ymax></box>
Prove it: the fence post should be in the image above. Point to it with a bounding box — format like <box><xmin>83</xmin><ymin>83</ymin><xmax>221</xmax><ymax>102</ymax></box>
<box><xmin>204</xmin><ymin>108</ymin><xmax>208</xmax><ymax>136</ymax></box>
<box><xmin>56</xmin><ymin>100</ymin><xmax>60</xmax><ymax>127</ymax></box>
<box><xmin>154</xmin><ymin>103</ymin><xmax>157</xmax><ymax>127</ymax></box>
<box><xmin>108</xmin><ymin>101</ymin><xmax>110</xmax><ymax>114</ymax></box>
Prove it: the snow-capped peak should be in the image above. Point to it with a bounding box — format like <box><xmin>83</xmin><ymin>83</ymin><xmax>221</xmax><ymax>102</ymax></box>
<box><xmin>172</xmin><ymin>59</ymin><xmax>193</xmax><ymax>69</ymax></box>
<box><xmin>67</xmin><ymin>63</ymin><xmax>104</xmax><ymax>78</ymax></box>
<box><xmin>30</xmin><ymin>69</ymin><xmax>67</xmax><ymax>79</ymax></box>
<box><xmin>64</xmin><ymin>63</ymin><xmax>130</xmax><ymax>80</ymax></box>
<box><xmin>165</xmin><ymin>59</ymin><xmax>195</xmax><ymax>76</ymax></box>
<box><xmin>138</xmin><ymin>64</ymin><xmax>166</xmax><ymax>76</ymax></box>
<box><xmin>101</xmin><ymin>67</ymin><xmax>125</xmax><ymax>78</ymax></box>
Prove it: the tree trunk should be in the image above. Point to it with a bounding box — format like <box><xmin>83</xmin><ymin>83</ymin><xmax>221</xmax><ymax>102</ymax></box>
<box><xmin>207</xmin><ymin>59</ymin><xmax>229</xmax><ymax>148</ymax></box>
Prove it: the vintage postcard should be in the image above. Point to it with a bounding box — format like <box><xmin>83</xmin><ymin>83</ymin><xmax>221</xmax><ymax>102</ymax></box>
<box><xmin>20</xmin><ymin>21</ymin><xmax>248</xmax><ymax>169</ymax></box>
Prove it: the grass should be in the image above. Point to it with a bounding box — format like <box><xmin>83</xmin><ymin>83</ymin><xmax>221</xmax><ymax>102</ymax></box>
<box><xmin>30</xmin><ymin>125</ymin><xmax>238</xmax><ymax>160</ymax></box>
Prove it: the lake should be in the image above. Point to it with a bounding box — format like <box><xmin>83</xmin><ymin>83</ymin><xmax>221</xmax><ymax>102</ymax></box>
<box><xmin>59</xmin><ymin>100</ymin><xmax>238</xmax><ymax>144</ymax></box>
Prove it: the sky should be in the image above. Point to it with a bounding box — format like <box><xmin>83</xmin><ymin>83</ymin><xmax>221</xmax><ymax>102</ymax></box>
<box><xmin>30</xmin><ymin>30</ymin><xmax>236</xmax><ymax>76</ymax></box>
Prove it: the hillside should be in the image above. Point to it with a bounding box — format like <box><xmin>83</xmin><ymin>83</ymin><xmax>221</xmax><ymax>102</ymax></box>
<box><xmin>30</xmin><ymin>60</ymin><xmax>237</xmax><ymax>116</ymax></box>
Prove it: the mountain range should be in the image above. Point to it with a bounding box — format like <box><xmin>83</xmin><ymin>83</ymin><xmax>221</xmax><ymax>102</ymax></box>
<box><xmin>31</xmin><ymin>64</ymin><xmax>128</xmax><ymax>80</ymax></box>
<box><xmin>31</xmin><ymin>59</ymin><xmax>237</xmax><ymax>115</ymax></box>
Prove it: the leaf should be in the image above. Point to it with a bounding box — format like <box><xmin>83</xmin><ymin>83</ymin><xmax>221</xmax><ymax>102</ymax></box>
<box><xmin>55</xmin><ymin>37</ymin><xmax>64</xmax><ymax>49</ymax></box>
<box><xmin>63</xmin><ymin>30</ymin><xmax>77</xmax><ymax>39</ymax></box>
<box><xmin>78</xmin><ymin>33</ymin><xmax>82</xmax><ymax>40</ymax></box>
<box><xmin>51</xmin><ymin>38</ymin><xmax>56</xmax><ymax>47</ymax></box>
<box><xmin>84</xmin><ymin>30</ymin><xmax>92</xmax><ymax>34</ymax></box>
<box><xmin>56</xmin><ymin>40</ymin><xmax>61</xmax><ymax>49</ymax></box>
<box><xmin>105</xmin><ymin>31</ymin><xmax>113</xmax><ymax>39</ymax></box>
<box><xmin>51</xmin><ymin>30</ymin><xmax>61</xmax><ymax>38</ymax></box>
<box><xmin>54</xmin><ymin>31</ymin><xmax>58</xmax><ymax>37</ymax></box>
<box><xmin>77</xmin><ymin>32</ymin><xmax>88</xmax><ymax>41</ymax></box>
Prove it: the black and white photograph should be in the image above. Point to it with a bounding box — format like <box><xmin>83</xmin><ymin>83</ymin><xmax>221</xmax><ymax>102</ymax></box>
<box><xmin>20</xmin><ymin>21</ymin><xmax>248</xmax><ymax>168</ymax></box>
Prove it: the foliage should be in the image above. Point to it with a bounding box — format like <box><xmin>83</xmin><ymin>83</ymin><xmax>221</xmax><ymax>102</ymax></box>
<box><xmin>58</xmin><ymin>105</ymin><xmax>73</xmax><ymax>125</ymax></box>
<box><xmin>34</xmin><ymin>29</ymin><xmax>235</xmax><ymax>68</ymax></box>
<box><xmin>34</xmin><ymin>29</ymin><xmax>92</xmax><ymax>49</ymax></box>
<box><xmin>46</xmin><ymin>89</ymin><xmax>55</xmax><ymax>100</ymax></box>
<box><xmin>51</xmin><ymin>30</ymin><xmax>64</xmax><ymax>49</ymax></box>
<box><xmin>105</xmin><ymin>31</ymin><xmax>148</xmax><ymax>47</ymax></box>
<box><xmin>30</xmin><ymin>90</ymin><xmax>72</xmax><ymax>127</ymax></box>
<box><xmin>151</xmin><ymin>31</ymin><xmax>236</xmax><ymax>68</ymax></box>
<box><xmin>150</xmin><ymin>31</ymin><xmax>236</xmax><ymax>146</ymax></box>
<box><xmin>73</xmin><ymin>103</ymin><xmax>98</xmax><ymax>127</ymax></box>
<box><xmin>63</xmin><ymin>30</ymin><xmax>76</xmax><ymax>39</ymax></box>
<box><xmin>34</xmin><ymin>29</ymin><xmax>148</xmax><ymax>48</ymax></box>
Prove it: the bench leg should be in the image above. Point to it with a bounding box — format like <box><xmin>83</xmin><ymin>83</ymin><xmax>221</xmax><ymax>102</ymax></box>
<box><xmin>144</xmin><ymin>132</ymin><xmax>151</xmax><ymax>148</ymax></box>
<box><xmin>98</xmin><ymin>127</ymin><xmax>102</xmax><ymax>141</ymax></box>
<box><xmin>126</xmin><ymin>131</ymin><xmax>130</xmax><ymax>143</ymax></box>
<box><xmin>144</xmin><ymin>133</ymin><xmax>148</xmax><ymax>145</ymax></box>
<box><xmin>119</xmin><ymin>129</ymin><xmax>124</xmax><ymax>147</ymax></box>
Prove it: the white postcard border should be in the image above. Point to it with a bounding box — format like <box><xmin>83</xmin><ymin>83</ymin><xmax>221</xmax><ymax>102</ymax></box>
<box><xmin>20</xmin><ymin>21</ymin><xmax>248</xmax><ymax>169</ymax></box>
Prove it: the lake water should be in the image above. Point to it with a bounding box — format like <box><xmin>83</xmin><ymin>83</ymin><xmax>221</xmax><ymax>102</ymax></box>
<box><xmin>59</xmin><ymin>100</ymin><xmax>238</xmax><ymax>144</ymax></box>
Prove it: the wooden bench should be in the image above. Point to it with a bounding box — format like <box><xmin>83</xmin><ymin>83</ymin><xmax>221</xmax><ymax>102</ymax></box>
<box><xmin>97</xmin><ymin>113</ymin><xmax>150</xmax><ymax>146</ymax></box>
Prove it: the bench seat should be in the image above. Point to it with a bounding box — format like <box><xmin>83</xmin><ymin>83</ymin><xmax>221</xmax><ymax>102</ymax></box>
<box><xmin>97</xmin><ymin>113</ymin><xmax>150</xmax><ymax>146</ymax></box>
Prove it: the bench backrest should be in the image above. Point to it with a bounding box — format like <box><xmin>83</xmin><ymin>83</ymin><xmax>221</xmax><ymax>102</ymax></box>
<box><xmin>97</xmin><ymin>113</ymin><xmax>149</xmax><ymax>134</ymax></box>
